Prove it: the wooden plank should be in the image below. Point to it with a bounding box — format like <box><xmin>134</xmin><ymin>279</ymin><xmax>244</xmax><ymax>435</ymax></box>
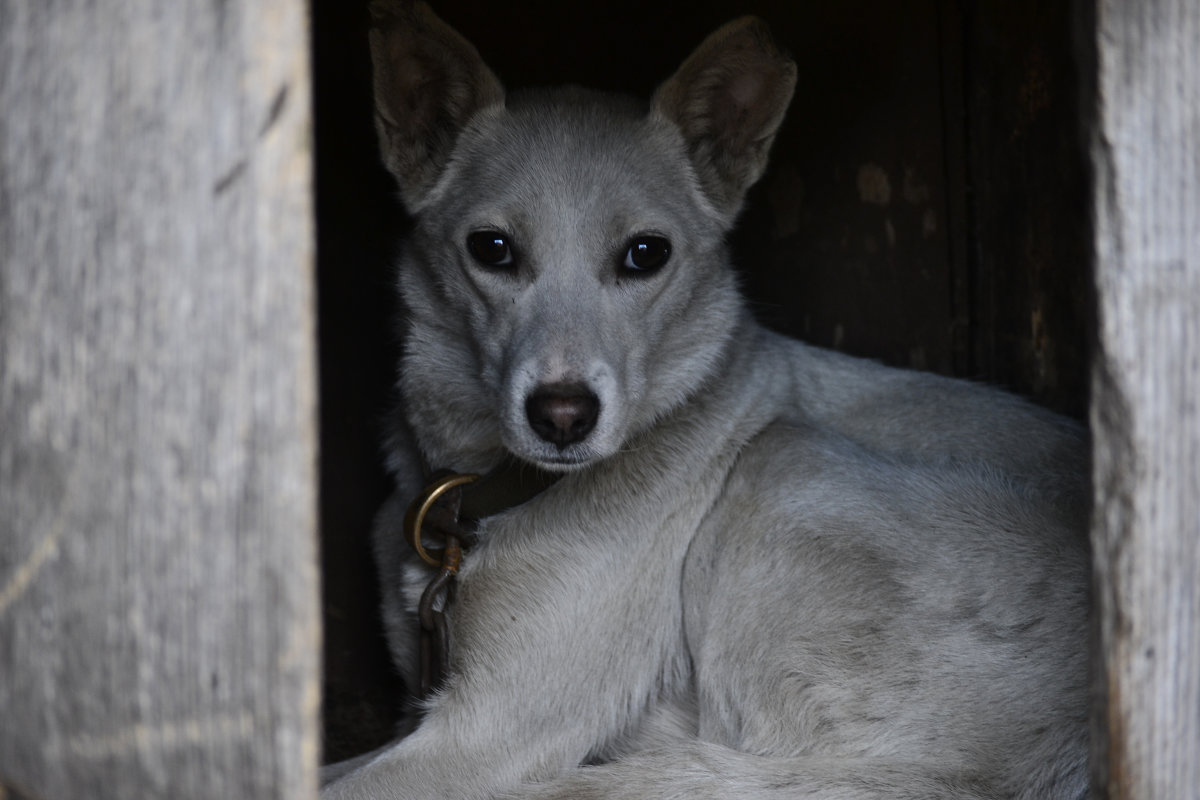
<box><xmin>1088</xmin><ymin>0</ymin><xmax>1200</xmax><ymax>796</ymax></box>
<box><xmin>0</xmin><ymin>2</ymin><xmax>319</xmax><ymax>798</ymax></box>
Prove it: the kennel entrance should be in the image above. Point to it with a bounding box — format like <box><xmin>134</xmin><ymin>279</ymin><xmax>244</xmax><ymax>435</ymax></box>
<box><xmin>1</xmin><ymin>1</ymin><xmax>1196</xmax><ymax>797</ymax></box>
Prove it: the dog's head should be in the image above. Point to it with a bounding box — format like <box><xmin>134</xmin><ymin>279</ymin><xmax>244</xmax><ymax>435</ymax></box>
<box><xmin>370</xmin><ymin>2</ymin><xmax>795</xmax><ymax>473</ymax></box>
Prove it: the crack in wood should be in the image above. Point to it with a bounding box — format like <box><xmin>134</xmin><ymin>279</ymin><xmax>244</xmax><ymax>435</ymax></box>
<box><xmin>51</xmin><ymin>712</ymin><xmax>255</xmax><ymax>761</ymax></box>
<box><xmin>0</xmin><ymin>516</ymin><xmax>64</xmax><ymax>617</ymax></box>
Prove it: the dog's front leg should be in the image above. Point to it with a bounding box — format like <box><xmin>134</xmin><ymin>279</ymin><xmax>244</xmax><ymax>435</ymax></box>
<box><xmin>322</xmin><ymin>518</ymin><xmax>683</xmax><ymax>800</ymax></box>
<box><xmin>320</xmin><ymin>709</ymin><xmax>555</xmax><ymax>800</ymax></box>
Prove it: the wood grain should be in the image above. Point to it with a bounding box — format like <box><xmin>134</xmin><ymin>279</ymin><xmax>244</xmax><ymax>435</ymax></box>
<box><xmin>0</xmin><ymin>2</ymin><xmax>319</xmax><ymax>798</ymax></box>
<box><xmin>1089</xmin><ymin>0</ymin><xmax>1200</xmax><ymax>796</ymax></box>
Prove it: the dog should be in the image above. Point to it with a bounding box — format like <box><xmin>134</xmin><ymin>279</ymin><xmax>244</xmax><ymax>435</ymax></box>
<box><xmin>322</xmin><ymin>3</ymin><xmax>1091</xmax><ymax>797</ymax></box>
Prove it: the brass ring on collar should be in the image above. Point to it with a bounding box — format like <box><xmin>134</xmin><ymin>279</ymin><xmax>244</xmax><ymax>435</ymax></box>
<box><xmin>404</xmin><ymin>473</ymin><xmax>480</xmax><ymax>567</ymax></box>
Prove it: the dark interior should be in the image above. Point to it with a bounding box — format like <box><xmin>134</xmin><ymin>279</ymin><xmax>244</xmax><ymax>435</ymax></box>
<box><xmin>313</xmin><ymin>0</ymin><xmax>1092</xmax><ymax>762</ymax></box>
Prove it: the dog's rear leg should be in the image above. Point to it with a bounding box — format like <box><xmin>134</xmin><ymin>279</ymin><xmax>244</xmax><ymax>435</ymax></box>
<box><xmin>511</xmin><ymin>742</ymin><xmax>1084</xmax><ymax>800</ymax></box>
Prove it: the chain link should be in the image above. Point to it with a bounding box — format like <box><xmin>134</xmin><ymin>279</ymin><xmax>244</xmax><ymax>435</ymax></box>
<box><xmin>411</xmin><ymin>481</ymin><xmax>471</xmax><ymax>697</ymax></box>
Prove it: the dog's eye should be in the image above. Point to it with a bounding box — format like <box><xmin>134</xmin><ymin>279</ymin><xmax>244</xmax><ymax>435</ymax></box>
<box><xmin>467</xmin><ymin>231</ymin><xmax>515</xmax><ymax>268</ymax></box>
<box><xmin>622</xmin><ymin>236</ymin><xmax>671</xmax><ymax>274</ymax></box>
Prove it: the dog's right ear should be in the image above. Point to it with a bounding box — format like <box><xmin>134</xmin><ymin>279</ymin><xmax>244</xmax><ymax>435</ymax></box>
<box><xmin>369</xmin><ymin>1</ymin><xmax>504</xmax><ymax>211</ymax></box>
<box><xmin>652</xmin><ymin>18</ymin><xmax>796</xmax><ymax>222</ymax></box>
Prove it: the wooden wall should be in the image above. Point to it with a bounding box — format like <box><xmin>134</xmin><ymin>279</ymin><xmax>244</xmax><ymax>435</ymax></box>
<box><xmin>1088</xmin><ymin>0</ymin><xmax>1200</xmax><ymax>796</ymax></box>
<box><xmin>0</xmin><ymin>3</ymin><xmax>319</xmax><ymax>798</ymax></box>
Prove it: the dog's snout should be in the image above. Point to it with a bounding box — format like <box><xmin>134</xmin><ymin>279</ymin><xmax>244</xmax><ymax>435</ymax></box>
<box><xmin>525</xmin><ymin>383</ymin><xmax>600</xmax><ymax>449</ymax></box>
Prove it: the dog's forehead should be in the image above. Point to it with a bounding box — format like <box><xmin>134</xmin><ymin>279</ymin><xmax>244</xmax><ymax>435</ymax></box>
<box><xmin>444</xmin><ymin>87</ymin><xmax>698</xmax><ymax>223</ymax></box>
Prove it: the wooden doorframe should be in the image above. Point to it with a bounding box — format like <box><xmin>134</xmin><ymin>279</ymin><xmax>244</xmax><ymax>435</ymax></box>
<box><xmin>1087</xmin><ymin>0</ymin><xmax>1200</xmax><ymax>796</ymax></box>
<box><xmin>0</xmin><ymin>3</ymin><xmax>319</xmax><ymax>798</ymax></box>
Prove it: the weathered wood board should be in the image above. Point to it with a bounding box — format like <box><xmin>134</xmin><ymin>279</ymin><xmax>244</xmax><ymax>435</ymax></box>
<box><xmin>1088</xmin><ymin>0</ymin><xmax>1200</xmax><ymax>796</ymax></box>
<box><xmin>0</xmin><ymin>2</ymin><xmax>319</xmax><ymax>798</ymax></box>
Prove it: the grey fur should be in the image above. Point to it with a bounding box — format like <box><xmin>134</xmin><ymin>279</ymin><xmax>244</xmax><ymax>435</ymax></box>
<box><xmin>324</xmin><ymin>4</ymin><xmax>1090</xmax><ymax>798</ymax></box>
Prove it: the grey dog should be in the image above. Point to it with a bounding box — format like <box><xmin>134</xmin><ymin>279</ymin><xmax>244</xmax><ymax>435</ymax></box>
<box><xmin>322</xmin><ymin>2</ymin><xmax>1091</xmax><ymax>797</ymax></box>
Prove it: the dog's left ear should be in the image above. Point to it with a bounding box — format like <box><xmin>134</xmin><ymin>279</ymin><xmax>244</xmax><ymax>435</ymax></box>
<box><xmin>369</xmin><ymin>1</ymin><xmax>504</xmax><ymax>211</ymax></box>
<box><xmin>652</xmin><ymin>18</ymin><xmax>796</xmax><ymax>221</ymax></box>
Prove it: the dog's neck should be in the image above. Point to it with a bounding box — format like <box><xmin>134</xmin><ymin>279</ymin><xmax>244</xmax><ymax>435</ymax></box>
<box><xmin>424</xmin><ymin>456</ymin><xmax>563</xmax><ymax>523</ymax></box>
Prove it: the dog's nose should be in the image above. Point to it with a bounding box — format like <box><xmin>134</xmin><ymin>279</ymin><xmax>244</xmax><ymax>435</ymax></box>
<box><xmin>525</xmin><ymin>383</ymin><xmax>600</xmax><ymax>449</ymax></box>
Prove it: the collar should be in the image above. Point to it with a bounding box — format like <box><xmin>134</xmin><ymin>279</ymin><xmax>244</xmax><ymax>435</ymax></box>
<box><xmin>404</xmin><ymin>457</ymin><xmax>561</xmax><ymax>567</ymax></box>
<box><xmin>456</xmin><ymin>457</ymin><xmax>562</xmax><ymax>522</ymax></box>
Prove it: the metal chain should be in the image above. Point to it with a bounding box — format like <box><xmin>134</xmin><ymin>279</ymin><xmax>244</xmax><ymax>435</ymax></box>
<box><xmin>412</xmin><ymin>482</ymin><xmax>470</xmax><ymax>697</ymax></box>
